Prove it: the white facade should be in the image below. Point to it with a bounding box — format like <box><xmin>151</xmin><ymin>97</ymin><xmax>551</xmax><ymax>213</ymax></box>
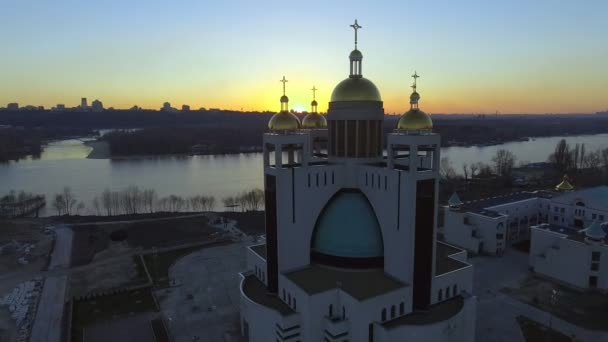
<box><xmin>443</xmin><ymin>186</ymin><xmax>608</xmax><ymax>256</ymax></box>
<box><xmin>530</xmin><ymin>223</ymin><xmax>608</xmax><ymax>291</ymax></box>
<box><xmin>239</xmin><ymin>24</ymin><xmax>476</xmax><ymax>342</ymax></box>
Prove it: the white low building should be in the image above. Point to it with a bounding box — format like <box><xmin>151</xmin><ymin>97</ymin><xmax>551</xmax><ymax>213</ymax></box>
<box><xmin>530</xmin><ymin>221</ymin><xmax>608</xmax><ymax>291</ymax></box>
<box><xmin>443</xmin><ymin>184</ymin><xmax>608</xmax><ymax>256</ymax></box>
<box><xmin>239</xmin><ymin>21</ymin><xmax>476</xmax><ymax>342</ymax></box>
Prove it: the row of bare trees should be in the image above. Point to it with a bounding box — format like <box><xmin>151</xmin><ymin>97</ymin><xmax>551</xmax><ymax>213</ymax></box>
<box><xmin>50</xmin><ymin>185</ymin><xmax>266</xmax><ymax>216</ymax></box>
<box><xmin>441</xmin><ymin>149</ymin><xmax>517</xmax><ymax>181</ymax></box>
<box><xmin>52</xmin><ymin>187</ymin><xmax>83</xmax><ymax>216</ymax></box>
<box><xmin>222</xmin><ymin>189</ymin><xmax>265</xmax><ymax>212</ymax></box>
<box><xmin>1</xmin><ymin>190</ymin><xmax>46</xmax><ymax>217</ymax></box>
<box><xmin>548</xmin><ymin>139</ymin><xmax>608</xmax><ymax>174</ymax></box>
<box><xmin>89</xmin><ymin>186</ymin><xmax>217</xmax><ymax>216</ymax></box>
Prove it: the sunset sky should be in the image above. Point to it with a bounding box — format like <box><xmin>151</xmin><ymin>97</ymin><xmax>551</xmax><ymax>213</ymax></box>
<box><xmin>1</xmin><ymin>0</ymin><xmax>607</xmax><ymax>114</ymax></box>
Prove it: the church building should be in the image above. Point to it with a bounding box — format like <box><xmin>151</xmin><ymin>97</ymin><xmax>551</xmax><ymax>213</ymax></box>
<box><xmin>239</xmin><ymin>20</ymin><xmax>476</xmax><ymax>342</ymax></box>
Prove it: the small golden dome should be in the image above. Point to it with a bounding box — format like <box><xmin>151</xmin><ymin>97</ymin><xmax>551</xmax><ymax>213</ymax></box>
<box><xmin>330</xmin><ymin>77</ymin><xmax>382</xmax><ymax>102</ymax></box>
<box><xmin>280</xmin><ymin>95</ymin><xmax>289</xmax><ymax>103</ymax></box>
<box><xmin>555</xmin><ymin>174</ymin><xmax>574</xmax><ymax>191</ymax></box>
<box><xmin>311</xmin><ymin>100</ymin><xmax>318</xmax><ymax>106</ymax></box>
<box><xmin>268</xmin><ymin>111</ymin><xmax>301</xmax><ymax>131</ymax></box>
<box><xmin>396</xmin><ymin>109</ymin><xmax>433</xmax><ymax>130</ymax></box>
<box><xmin>302</xmin><ymin>112</ymin><xmax>327</xmax><ymax>129</ymax></box>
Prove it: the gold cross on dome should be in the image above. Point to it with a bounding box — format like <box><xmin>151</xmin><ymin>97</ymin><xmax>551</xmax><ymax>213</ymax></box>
<box><xmin>280</xmin><ymin>76</ymin><xmax>288</xmax><ymax>95</ymax></box>
<box><xmin>311</xmin><ymin>86</ymin><xmax>317</xmax><ymax>100</ymax></box>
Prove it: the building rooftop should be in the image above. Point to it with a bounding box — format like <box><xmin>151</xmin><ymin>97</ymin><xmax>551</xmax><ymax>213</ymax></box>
<box><xmin>382</xmin><ymin>296</ymin><xmax>464</xmax><ymax>328</ymax></box>
<box><xmin>284</xmin><ymin>264</ymin><xmax>406</xmax><ymax>301</ymax></box>
<box><xmin>250</xmin><ymin>244</ymin><xmax>266</xmax><ymax>259</ymax></box>
<box><xmin>435</xmin><ymin>242</ymin><xmax>470</xmax><ymax>276</ymax></box>
<box><xmin>551</xmin><ymin>186</ymin><xmax>608</xmax><ymax>210</ymax></box>
<box><xmin>532</xmin><ymin>223</ymin><xmax>587</xmax><ymax>243</ymax></box>
<box><xmin>457</xmin><ymin>190</ymin><xmax>555</xmax><ymax>217</ymax></box>
<box><xmin>241</xmin><ymin>274</ymin><xmax>295</xmax><ymax>316</ymax></box>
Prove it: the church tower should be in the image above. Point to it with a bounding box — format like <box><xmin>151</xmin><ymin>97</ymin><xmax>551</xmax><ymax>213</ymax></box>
<box><xmin>240</xmin><ymin>20</ymin><xmax>476</xmax><ymax>342</ymax></box>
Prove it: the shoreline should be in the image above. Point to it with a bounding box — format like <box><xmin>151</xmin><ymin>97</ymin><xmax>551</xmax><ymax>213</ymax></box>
<box><xmin>81</xmin><ymin>132</ymin><xmax>608</xmax><ymax>160</ymax></box>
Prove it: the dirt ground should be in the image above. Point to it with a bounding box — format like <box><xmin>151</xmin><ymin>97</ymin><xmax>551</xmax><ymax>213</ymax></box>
<box><xmin>70</xmin><ymin>241</ymin><xmax>147</xmax><ymax>297</ymax></box>
<box><xmin>0</xmin><ymin>219</ymin><xmax>52</xmax><ymax>342</ymax></box>
<box><xmin>0</xmin><ymin>220</ymin><xmax>53</xmax><ymax>275</ymax></box>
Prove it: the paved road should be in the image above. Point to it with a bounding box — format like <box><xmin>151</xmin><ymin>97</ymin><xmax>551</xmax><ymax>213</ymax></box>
<box><xmin>48</xmin><ymin>225</ymin><xmax>73</xmax><ymax>270</ymax></box>
<box><xmin>473</xmin><ymin>250</ymin><xmax>608</xmax><ymax>342</ymax></box>
<box><xmin>29</xmin><ymin>275</ymin><xmax>68</xmax><ymax>342</ymax></box>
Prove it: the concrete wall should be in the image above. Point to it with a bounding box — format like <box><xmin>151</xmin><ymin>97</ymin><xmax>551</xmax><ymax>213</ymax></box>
<box><xmin>432</xmin><ymin>265</ymin><xmax>474</xmax><ymax>304</ymax></box>
<box><xmin>530</xmin><ymin>226</ymin><xmax>608</xmax><ymax>290</ymax></box>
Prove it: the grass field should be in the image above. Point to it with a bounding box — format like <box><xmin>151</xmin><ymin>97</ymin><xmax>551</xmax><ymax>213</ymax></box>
<box><xmin>71</xmin><ymin>288</ymin><xmax>158</xmax><ymax>342</ymax></box>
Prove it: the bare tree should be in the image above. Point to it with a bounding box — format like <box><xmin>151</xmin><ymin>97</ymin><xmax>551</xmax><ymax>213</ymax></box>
<box><xmin>492</xmin><ymin>149</ymin><xmax>516</xmax><ymax>178</ymax></box>
<box><xmin>60</xmin><ymin>187</ymin><xmax>77</xmax><ymax>216</ymax></box>
<box><xmin>584</xmin><ymin>150</ymin><xmax>601</xmax><ymax>171</ymax></box>
<box><xmin>52</xmin><ymin>194</ymin><xmax>65</xmax><ymax>216</ymax></box>
<box><xmin>142</xmin><ymin>189</ymin><xmax>156</xmax><ymax>213</ymax></box>
<box><xmin>548</xmin><ymin>139</ymin><xmax>572</xmax><ymax>173</ymax></box>
<box><xmin>92</xmin><ymin>196</ymin><xmax>102</xmax><ymax>216</ymax></box>
<box><xmin>470</xmin><ymin>162</ymin><xmax>482</xmax><ymax>179</ymax></box>
<box><xmin>76</xmin><ymin>201</ymin><xmax>86</xmax><ymax>215</ymax></box>
<box><xmin>102</xmin><ymin>189</ymin><xmax>112</xmax><ymax>216</ymax></box>
<box><xmin>462</xmin><ymin>163</ymin><xmax>469</xmax><ymax>181</ymax></box>
<box><xmin>602</xmin><ymin>148</ymin><xmax>608</xmax><ymax>172</ymax></box>
<box><xmin>440</xmin><ymin>157</ymin><xmax>456</xmax><ymax>179</ymax></box>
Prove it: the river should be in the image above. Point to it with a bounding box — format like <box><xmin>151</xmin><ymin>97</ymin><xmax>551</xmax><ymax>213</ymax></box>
<box><xmin>1</xmin><ymin>134</ymin><xmax>607</xmax><ymax>215</ymax></box>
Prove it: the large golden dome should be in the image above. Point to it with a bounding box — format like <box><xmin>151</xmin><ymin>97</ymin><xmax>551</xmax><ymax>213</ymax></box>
<box><xmin>330</xmin><ymin>77</ymin><xmax>382</xmax><ymax>102</ymax></box>
<box><xmin>396</xmin><ymin>109</ymin><xmax>433</xmax><ymax>130</ymax></box>
<box><xmin>302</xmin><ymin>112</ymin><xmax>327</xmax><ymax>128</ymax></box>
<box><xmin>268</xmin><ymin>111</ymin><xmax>301</xmax><ymax>131</ymax></box>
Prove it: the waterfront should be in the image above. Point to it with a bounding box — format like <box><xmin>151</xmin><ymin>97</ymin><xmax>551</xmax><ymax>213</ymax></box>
<box><xmin>1</xmin><ymin>134</ymin><xmax>608</xmax><ymax>216</ymax></box>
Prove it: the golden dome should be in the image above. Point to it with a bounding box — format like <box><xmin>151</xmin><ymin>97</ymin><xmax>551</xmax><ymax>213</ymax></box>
<box><xmin>555</xmin><ymin>174</ymin><xmax>574</xmax><ymax>191</ymax></box>
<box><xmin>268</xmin><ymin>111</ymin><xmax>301</xmax><ymax>131</ymax></box>
<box><xmin>396</xmin><ymin>109</ymin><xmax>433</xmax><ymax>130</ymax></box>
<box><xmin>330</xmin><ymin>77</ymin><xmax>382</xmax><ymax>102</ymax></box>
<box><xmin>302</xmin><ymin>112</ymin><xmax>327</xmax><ymax>129</ymax></box>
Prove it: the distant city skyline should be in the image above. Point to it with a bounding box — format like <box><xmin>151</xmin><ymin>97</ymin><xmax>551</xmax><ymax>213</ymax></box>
<box><xmin>1</xmin><ymin>1</ymin><xmax>607</xmax><ymax>114</ymax></box>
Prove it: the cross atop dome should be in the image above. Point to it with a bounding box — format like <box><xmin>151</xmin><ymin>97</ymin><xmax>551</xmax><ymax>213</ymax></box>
<box><xmin>350</xmin><ymin>19</ymin><xmax>362</xmax><ymax>49</ymax></box>
<box><xmin>311</xmin><ymin>85</ymin><xmax>317</xmax><ymax>101</ymax></box>
<box><xmin>280</xmin><ymin>76</ymin><xmax>288</xmax><ymax>96</ymax></box>
<box><xmin>411</xmin><ymin>71</ymin><xmax>420</xmax><ymax>91</ymax></box>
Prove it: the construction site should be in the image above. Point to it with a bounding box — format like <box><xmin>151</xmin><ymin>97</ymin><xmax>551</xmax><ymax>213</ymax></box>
<box><xmin>0</xmin><ymin>212</ymin><xmax>264</xmax><ymax>342</ymax></box>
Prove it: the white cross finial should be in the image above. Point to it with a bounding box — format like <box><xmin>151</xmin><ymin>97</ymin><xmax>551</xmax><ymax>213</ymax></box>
<box><xmin>350</xmin><ymin>19</ymin><xmax>362</xmax><ymax>48</ymax></box>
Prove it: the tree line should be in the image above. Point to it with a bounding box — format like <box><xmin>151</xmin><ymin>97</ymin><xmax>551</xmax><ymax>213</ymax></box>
<box><xmin>440</xmin><ymin>139</ymin><xmax>608</xmax><ymax>184</ymax></box>
<box><xmin>548</xmin><ymin>139</ymin><xmax>608</xmax><ymax>175</ymax></box>
<box><xmin>50</xmin><ymin>185</ymin><xmax>265</xmax><ymax>216</ymax></box>
<box><xmin>0</xmin><ymin>190</ymin><xmax>45</xmax><ymax>218</ymax></box>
